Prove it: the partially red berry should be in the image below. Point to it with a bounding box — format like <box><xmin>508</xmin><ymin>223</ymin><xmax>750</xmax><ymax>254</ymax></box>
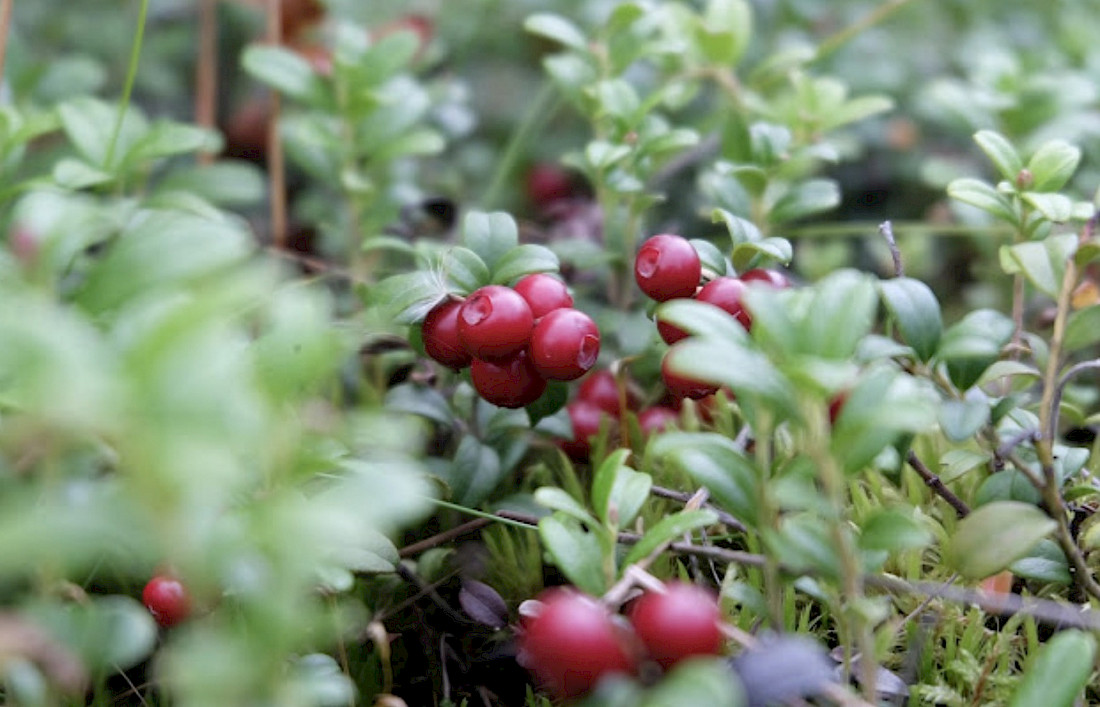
<box><xmin>526</xmin><ymin>164</ymin><xmax>576</xmax><ymax>208</ymax></box>
<box><xmin>421</xmin><ymin>299</ymin><xmax>472</xmax><ymax>369</ymax></box>
<box><xmin>638</xmin><ymin>406</ymin><xmax>679</xmax><ymax>435</ymax></box>
<box><xmin>514</xmin><ymin>273</ymin><xmax>574</xmax><ymax>318</ymax></box>
<box><xmin>696</xmin><ymin>276</ymin><xmax>751</xmax><ymax>329</ymax></box>
<box><xmin>458</xmin><ymin>285</ymin><xmax>534</xmax><ymax>361</ymax></box>
<box><xmin>661</xmin><ymin>352</ymin><xmax>718</xmax><ymax>400</ymax></box>
<box><xmin>559</xmin><ymin>400</ymin><xmax>608</xmax><ymax>460</ymax></box>
<box><xmin>577</xmin><ymin>370</ymin><xmax>637</xmax><ymax>416</ymax></box>
<box><xmin>828</xmin><ymin>391</ymin><xmax>849</xmax><ymax>425</ymax></box>
<box><xmin>470</xmin><ymin>351</ymin><xmax>546</xmax><ymax>408</ymax></box>
<box><xmin>740</xmin><ymin>268</ymin><xmax>792</xmax><ymax>289</ymax></box>
<box><xmin>142</xmin><ymin>575</ymin><xmax>191</xmax><ymax>628</ymax></box>
<box><xmin>529</xmin><ymin>309</ymin><xmax>600</xmax><ymax>381</ymax></box>
<box><xmin>519</xmin><ymin>589</ymin><xmax>637</xmax><ymax>699</ymax></box>
<box><xmin>629</xmin><ymin>582</ymin><xmax>724</xmax><ymax>670</ymax></box>
<box><xmin>634</xmin><ymin>234</ymin><xmax>702</xmax><ymax>301</ymax></box>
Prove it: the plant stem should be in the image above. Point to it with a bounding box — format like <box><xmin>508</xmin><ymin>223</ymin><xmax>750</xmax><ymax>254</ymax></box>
<box><xmin>813</xmin><ymin>0</ymin><xmax>919</xmax><ymax>62</ymax></box>
<box><xmin>905</xmin><ymin>450</ymin><xmax>970</xmax><ymax>518</ymax></box>
<box><xmin>0</xmin><ymin>0</ymin><xmax>14</xmax><ymax>100</ymax></box>
<box><xmin>104</xmin><ymin>0</ymin><xmax>150</xmax><ymax>169</ymax></box>
<box><xmin>265</xmin><ymin>0</ymin><xmax>287</xmax><ymax>249</ymax></box>
<box><xmin>195</xmin><ymin>0</ymin><xmax>218</xmax><ymax>165</ymax></box>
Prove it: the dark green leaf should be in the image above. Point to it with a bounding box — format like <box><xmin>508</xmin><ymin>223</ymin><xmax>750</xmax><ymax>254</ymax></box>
<box><xmin>526</xmin><ymin>381</ymin><xmax>567</xmax><ymax>426</ymax></box>
<box><xmin>492</xmin><ymin>244</ymin><xmax>560</xmax><ymax>284</ymax></box>
<box><xmin>768</xmin><ymin>179</ymin><xmax>839</xmax><ymax>224</ymax></box>
<box><xmin>448</xmin><ymin>437</ymin><xmax>503</xmax><ymax>506</ymax></box>
<box><xmin>461</xmin><ymin>211</ymin><xmax>519</xmax><ymax>272</ymax></box>
<box><xmin>1008</xmin><ymin>630</ymin><xmax>1095</xmax><ymax>707</ymax></box>
<box><xmin>858</xmin><ymin>509</ymin><xmax>932</xmax><ymax>553</ymax></box>
<box><xmin>592</xmin><ymin>449</ymin><xmax>651</xmax><ymax>530</ymax></box>
<box><xmin>538</xmin><ymin>515</ymin><xmax>606</xmax><ymax>595</ymax></box>
<box><xmin>370</xmin><ymin>271</ymin><xmax>448</xmax><ymax>324</ymax></box>
<box><xmin>643</xmin><ymin>654</ymin><xmax>746</xmax><ymax>707</ymax></box>
<box><xmin>947</xmin><ymin>501</ymin><xmax>1055</xmax><ymax>579</ymax></box>
<box><xmin>666</xmin><ymin>340</ymin><xmax>796</xmax><ymax>418</ymax></box>
<box><xmin>797</xmin><ymin>269</ymin><xmax>879</xmax><ymax>359</ymax></box>
<box><xmin>938</xmin><ymin>399</ymin><xmax>988</xmax><ymax>442</ymax></box>
<box><xmin>689</xmin><ymin>238</ymin><xmax>728</xmax><ymax>277</ymax></box>
<box><xmin>439</xmin><ymin>246</ymin><xmax>491</xmax><ymax>293</ymax></box>
<box><xmin>650</xmin><ymin>432</ymin><xmax>759</xmax><ymax>526</ymax></box>
<box><xmin>623</xmin><ymin>510</ymin><xmax>717</xmax><ymax>567</ymax></box>
<box><xmin>878</xmin><ymin>277</ymin><xmax>942</xmax><ymax>361</ymax></box>
<box><xmin>1009</xmin><ymin>539</ymin><xmax>1070</xmax><ymax>585</ymax></box>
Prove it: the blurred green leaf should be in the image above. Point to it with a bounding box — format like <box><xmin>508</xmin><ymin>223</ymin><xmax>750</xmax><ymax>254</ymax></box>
<box><xmin>623</xmin><ymin>510</ymin><xmax>718</xmax><ymax>567</ymax></box>
<box><xmin>974</xmin><ymin>130</ymin><xmax>1023</xmax><ymax>181</ymax></box>
<box><xmin>524</xmin><ymin>13</ymin><xmax>589</xmax><ymax>50</ymax></box>
<box><xmin>947</xmin><ymin>501</ymin><xmax>1055</xmax><ymax>579</ymax></box>
<box><xmin>769</xmin><ymin>179</ymin><xmax>839</xmax><ymax>224</ymax></box>
<box><xmin>938</xmin><ymin>399</ymin><xmax>988</xmax><ymax>442</ymax></box>
<box><xmin>999</xmin><ymin>234</ymin><xmax>1076</xmax><ymax>298</ymax></box>
<box><xmin>650</xmin><ymin>432</ymin><xmax>759</xmax><ymax>526</ymax></box>
<box><xmin>878</xmin><ymin>277</ymin><xmax>942</xmax><ymax>361</ymax></box>
<box><xmin>492</xmin><ymin>244</ymin><xmax>560</xmax><ymax>284</ymax></box>
<box><xmin>462</xmin><ymin>211</ymin><xmax>519</xmax><ymax>272</ymax></box>
<box><xmin>1026</xmin><ymin>139</ymin><xmax>1081</xmax><ymax>192</ymax></box>
<box><xmin>241</xmin><ymin>45</ymin><xmax>327</xmax><ymax>105</ymax></box>
<box><xmin>859</xmin><ymin>509</ymin><xmax>932</xmax><ymax>554</ymax></box>
<box><xmin>947</xmin><ymin>178</ymin><xmax>1017</xmax><ymax>223</ymax></box>
<box><xmin>592</xmin><ymin>449</ymin><xmax>651</xmax><ymax>530</ymax></box>
<box><xmin>643</xmin><ymin>655</ymin><xmax>745</xmax><ymax>707</ymax></box>
<box><xmin>1008</xmin><ymin>630</ymin><xmax>1095</xmax><ymax>707</ymax></box>
<box><xmin>538</xmin><ymin>515</ymin><xmax>606</xmax><ymax>596</ymax></box>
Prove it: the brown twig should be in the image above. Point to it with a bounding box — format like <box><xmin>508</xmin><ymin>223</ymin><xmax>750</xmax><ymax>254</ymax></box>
<box><xmin>906</xmin><ymin>450</ymin><xmax>971</xmax><ymax>518</ymax></box>
<box><xmin>0</xmin><ymin>0</ymin><xmax>13</xmax><ymax>95</ymax></box>
<box><xmin>650</xmin><ymin>485</ymin><xmax>747</xmax><ymax>532</ymax></box>
<box><xmin>398</xmin><ymin>518</ymin><xmax>492</xmax><ymax>558</ymax></box>
<box><xmin>195</xmin><ymin>0</ymin><xmax>218</xmax><ymax>164</ymax></box>
<box><xmin>879</xmin><ymin>220</ymin><xmax>904</xmax><ymax>278</ymax></box>
<box><xmin>265</xmin><ymin>0</ymin><xmax>287</xmax><ymax>248</ymax></box>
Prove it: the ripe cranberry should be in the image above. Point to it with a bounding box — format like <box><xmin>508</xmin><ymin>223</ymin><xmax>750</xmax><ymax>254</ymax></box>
<box><xmin>470</xmin><ymin>352</ymin><xmax>546</xmax><ymax>408</ymax></box>
<box><xmin>628</xmin><ymin>582</ymin><xmax>723</xmax><ymax>669</ymax></box>
<box><xmin>634</xmin><ymin>235</ymin><xmax>702</xmax><ymax>301</ymax></box>
<box><xmin>655</xmin><ymin>313</ymin><xmax>690</xmax><ymax>345</ymax></box>
<box><xmin>559</xmin><ymin>400</ymin><xmax>608</xmax><ymax>460</ymax></box>
<box><xmin>514</xmin><ymin>273</ymin><xmax>574</xmax><ymax>318</ymax></box>
<box><xmin>696</xmin><ymin>276</ymin><xmax>751</xmax><ymax>329</ymax></box>
<box><xmin>638</xmin><ymin>406</ymin><xmax>679</xmax><ymax>435</ymax></box>
<box><xmin>142</xmin><ymin>575</ymin><xmax>191</xmax><ymax>628</ymax></box>
<box><xmin>519</xmin><ymin>589</ymin><xmax>637</xmax><ymax>699</ymax></box>
<box><xmin>661</xmin><ymin>352</ymin><xmax>718</xmax><ymax>400</ymax></box>
<box><xmin>530</xmin><ymin>309</ymin><xmax>600</xmax><ymax>381</ymax></box>
<box><xmin>577</xmin><ymin>370</ymin><xmax>637</xmax><ymax>416</ymax></box>
<box><xmin>421</xmin><ymin>299</ymin><xmax>472</xmax><ymax>369</ymax></box>
<box><xmin>740</xmin><ymin>268</ymin><xmax>792</xmax><ymax>289</ymax></box>
<box><xmin>526</xmin><ymin>164</ymin><xmax>576</xmax><ymax>208</ymax></box>
<box><xmin>458</xmin><ymin>285</ymin><xmax>534</xmax><ymax>361</ymax></box>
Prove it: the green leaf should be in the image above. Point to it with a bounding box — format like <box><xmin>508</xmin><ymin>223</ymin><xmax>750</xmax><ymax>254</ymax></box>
<box><xmin>125</xmin><ymin>121</ymin><xmax>221</xmax><ymax>164</ymax></box>
<box><xmin>370</xmin><ymin>271</ymin><xmax>448</xmax><ymax>324</ymax></box>
<box><xmin>538</xmin><ymin>515</ymin><xmax>606</xmax><ymax>595</ymax></box>
<box><xmin>974</xmin><ymin>130</ymin><xmax>1023</xmax><ymax>181</ymax></box>
<box><xmin>1020</xmin><ymin>192</ymin><xmax>1073</xmax><ymax>222</ymax></box>
<box><xmin>157</xmin><ymin>161</ymin><xmax>265</xmax><ymax>206</ymax></box>
<box><xmin>461</xmin><ymin>211</ymin><xmax>519</xmax><ymax>272</ymax></box>
<box><xmin>1065</xmin><ymin>306</ymin><xmax>1100</xmax><ymax>352</ymax></box>
<box><xmin>449</xmin><ymin>437</ymin><xmax>503</xmax><ymax>506</ymax></box>
<box><xmin>822</xmin><ymin>95</ymin><xmax>893</xmax><ymax>132</ymax></box>
<box><xmin>524</xmin><ymin>13</ymin><xmax>589</xmax><ymax>50</ymax></box>
<box><xmin>534</xmin><ymin>487</ymin><xmax>598</xmax><ymax>527</ymax></box>
<box><xmin>712</xmin><ymin>208</ymin><xmax>762</xmax><ymax>246</ymax></box>
<box><xmin>999</xmin><ymin>234</ymin><xmax>1077</xmax><ymax>298</ymax></box>
<box><xmin>1008</xmin><ymin>630</ymin><xmax>1095</xmax><ymax>707</ymax></box>
<box><xmin>947</xmin><ymin>178</ymin><xmax>1017</xmax><ymax>223</ymax></box>
<box><xmin>592</xmin><ymin>449</ymin><xmax>651</xmax><ymax>529</ymax></box>
<box><xmin>623</xmin><ymin>510</ymin><xmax>718</xmax><ymax>567</ymax></box>
<box><xmin>650</xmin><ymin>432</ymin><xmax>759</xmax><ymax>526</ymax></box>
<box><xmin>732</xmin><ymin>237</ymin><xmax>793</xmax><ymax>271</ymax></box>
<box><xmin>526</xmin><ymin>380</ymin><xmax>567</xmax><ymax>426</ymax></box>
<box><xmin>937</xmin><ymin>309</ymin><xmax>1015</xmax><ymax>390</ymax></box>
<box><xmin>794</xmin><ymin>269</ymin><xmax>879</xmax><ymax>360</ymax></box>
<box><xmin>946</xmin><ymin>501</ymin><xmax>1056</xmax><ymax>579</ymax></box>
<box><xmin>372</xmin><ymin>128</ymin><xmax>445</xmax><ymax>161</ymax></box>
<box><xmin>438</xmin><ymin>246</ymin><xmax>491</xmax><ymax>293</ymax></box>
<box><xmin>666</xmin><ymin>340</ymin><xmax>796</xmax><ymax>418</ymax></box>
<box><xmin>696</xmin><ymin>0</ymin><xmax>753</xmax><ymax>67</ymax></box>
<box><xmin>938</xmin><ymin>399</ymin><xmax>988</xmax><ymax>442</ymax></box>
<box><xmin>656</xmin><ymin>298</ymin><xmax>751</xmax><ymax>343</ymax></box>
<box><xmin>241</xmin><ymin>45</ymin><xmax>327</xmax><ymax>104</ymax></box>
<box><xmin>1009</xmin><ymin>539</ymin><xmax>1070</xmax><ymax>585</ymax></box>
<box><xmin>1026</xmin><ymin>139</ymin><xmax>1081</xmax><ymax>192</ymax></box>
<box><xmin>878</xmin><ymin>277</ymin><xmax>942</xmax><ymax>361</ymax></box>
<box><xmin>58</xmin><ymin>97</ymin><xmax>147</xmax><ymax>169</ymax></box>
<box><xmin>29</xmin><ymin>596</ymin><xmax>157</xmax><ymax>673</ymax></box>
<box><xmin>768</xmin><ymin>179</ymin><xmax>839</xmax><ymax>224</ymax></box>
<box><xmin>858</xmin><ymin>509</ymin><xmax>932</xmax><ymax>553</ymax></box>
<box><xmin>642</xmin><ymin>654</ymin><xmax>746</xmax><ymax>707</ymax></box>
<box><xmin>689</xmin><ymin>238</ymin><xmax>728</xmax><ymax>276</ymax></box>
<box><xmin>358</xmin><ymin>30</ymin><xmax>420</xmax><ymax>81</ymax></box>
<box><xmin>53</xmin><ymin>158</ymin><xmax>113</xmax><ymax>189</ymax></box>
<box><xmin>492</xmin><ymin>244</ymin><xmax>560</xmax><ymax>284</ymax></box>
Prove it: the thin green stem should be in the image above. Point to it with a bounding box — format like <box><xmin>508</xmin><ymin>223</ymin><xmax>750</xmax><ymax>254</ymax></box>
<box><xmin>104</xmin><ymin>0</ymin><xmax>150</xmax><ymax>170</ymax></box>
<box><xmin>814</xmin><ymin>0</ymin><xmax>920</xmax><ymax>62</ymax></box>
<box><xmin>478</xmin><ymin>83</ymin><xmax>560</xmax><ymax>209</ymax></box>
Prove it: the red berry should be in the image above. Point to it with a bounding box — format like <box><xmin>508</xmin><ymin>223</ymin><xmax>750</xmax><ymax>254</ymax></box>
<box><xmin>142</xmin><ymin>575</ymin><xmax>191</xmax><ymax>628</ymax></box>
<box><xmin>628</xmin><ymin>582</ymin><xmax>723</xmax><ymax>670</ymax></box>
<box><xmin>634</xmin><ymin>235</ymin><xmax>702</xmax><ymax>302</ymax></box>
<box><xmin>530</xmin><ymin>309</ymin><xmax>600</xmax><ymax>381</ymax></box>
<box><xmin>655</xmin><ymin>313</ymin><xmax>690</xmax><ymax>345</ymax></box>
<box><xmin>638</xmin><ymin>406</ymin><xmax>679</xmax><ymax>435</ymax></box>
<box><xmin>559</xmin><ymin>400</ymin><xmax>608</xmax><ymax>460</ymax></box>
<box><xmin>661</xmin><ymin>352</ymin><xmax>718</xmax><ymax>400</ymax></box>
<box><xmin>526</xmin><ymin>164</ymin><xmax>576</xmax><ymax>208</ymax></box>
<box><xmin>514</xmin><ymin>273</ymin><xmax>574</xmax><ymax>318</ymax></box>
<box><xmin>519</xmin><ymin>589</ymin><xmax>637</xmax><ymax>699</ymax></box>
<box><xmin>421</xmin><ymin>299</ymin><xmax>472</xmax><ymax>369</ymax></box>
<box><xmin>828</xmin><ymin>391</ymin><xmax>848</xmax><ymax>425</ymax></box>
<box><xmin>740</xmin><ymin>268</ymin><xmax>792</xmax><ymax>289</ymax></box>
<box><xmin>577</xmin><ymin>370</ymin><xmax>637</xmax><ymax>416</ymax></box>
<box><xmin>470</xmin><ymin>352</ymin><xmax>546</xmax><ymax>408</ymax></box>
<box><xmin>696</xmin><ymin>276</ymin><xmax>751</xmax><ymax>329</ymax></box>
<box><xmin>458</xmin><ymin>285</ymin><xmax>534</xmax><ymax>361</ymax></box>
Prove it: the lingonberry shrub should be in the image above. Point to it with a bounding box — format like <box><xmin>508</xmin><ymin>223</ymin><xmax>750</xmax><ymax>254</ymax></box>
<box><xmin>629</xmin><ymin>582</ymin><xmax>724</xmax><ymax>670</ymax></box>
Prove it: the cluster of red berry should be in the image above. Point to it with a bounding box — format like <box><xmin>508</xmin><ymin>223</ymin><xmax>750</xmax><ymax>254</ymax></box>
<box><xmin>559</xmin><ymin>370</ymin><xmax>678</xmax><ymax>460</ymax></box>
<box><xmin>421</xmin><ymin>274</ymin><xmax>600</xmax><ymax>408</ymax></box>
<box><xmin>518</xmin><ymin>582</ymin><xmax>724</xmax><ymax>700</ymax></box>
<box><xmin>634</xmin><ymin>234</ymin><xmax>790</xmax><ymax>400</ymax></box>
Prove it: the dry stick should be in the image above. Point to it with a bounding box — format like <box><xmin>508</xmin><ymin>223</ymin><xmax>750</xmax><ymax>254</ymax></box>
<box><xmin>906</xmin><ymin>450</ymin><xmax>970</xmax><ymax>518</ymax></box>
<box><xmin>0</xmin><ymin>0</ymin><xmax>14</xmax><ymax>95</ymax></box>
<box><xmin>995</xmin><ymin>428</ymin><xmax>1039</xmax><ymax>462</ymax></box>
<box><xmin>879</xmin><ymin>220</ymin><xmax>904</xmax><ymax>278</ymax></box>
<box><xmin>650</xmin><ymin>484</ymin><xmax>747</xmax><ymax>532</ymax></box>
<box><xmin>195</xmin><ymin>0</ymin><xmax>218</xmax><ymax>165</ymax></box>
<box><xmin>398</xmin><ymin>517</ymin><xmax>492</xmax><ymax>558</ymax></box>
<box><xmin>265</xmin><ymin>0</ymin><xmax>288</xmax><ymax>249</ymax></box>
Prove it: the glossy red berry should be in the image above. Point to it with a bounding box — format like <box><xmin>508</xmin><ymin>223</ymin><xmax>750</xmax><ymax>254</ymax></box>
<box><xmin>514</xmin><ymin>273</ymin><xmax>574</xmax><ymax>318</ymax></box>
<box><xmin>142</xmin><ymin>575</ymin><xmax>191</xmax><ymax>628</ymax></box>
<box><xmin>634</xmin><ymin>234</ymin><xmax>702</xmax><ymax>301</ymax></box>
<box><xmin>577</xmin><ymin>370</ymin><xmax>638</xmax><ymax>416</ymax></box>
<box><xmin>740</xmin><ymin>268</ymin><xmax>792</xmax><ymax>289</ymax></box>
<box><xmin>470</xmin><ymin>352</ymin><xmax>546</xmax><ymax>408</ymax></box>
<box><xmin>638</xmin><ymin>406</ymin><xmax>679</xmax><ymax>435</ymax></box>
<box><xmin>458</xmin><ymin>285</ymin><xmax>534</xmax><ymax>361</ymax></box>
<box><xmin>629</xmin><ymin>582</ymin><xmax>724</xmax><ymax>670</ymax></box>
<box><xmin>529</xmin><ymin>309</ymin><xmax>600</xmax><ymax>381</ymax></box>
<box><xmin>661</xmin><ymin>352</ymin><xmax>718</xmax><ymax>400</ymax></box>
<box><xmin>519</xmin><ymin>589</ymin><xmax>637</xmax><ymax>699</ymax></box>
<box><xmin>421</xmin><ymin>299</ymin><xmax>472</xmax><ymax>369</ymax></box>
<box><xmin>696</xmin><ymin>276</ymin><xmax>751</xmax><ymax>329</ymax></box>
<box><xmin>559</xmin><ymin>400</ymin><xmax>608</xmax><ymax>460</ymax></box>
